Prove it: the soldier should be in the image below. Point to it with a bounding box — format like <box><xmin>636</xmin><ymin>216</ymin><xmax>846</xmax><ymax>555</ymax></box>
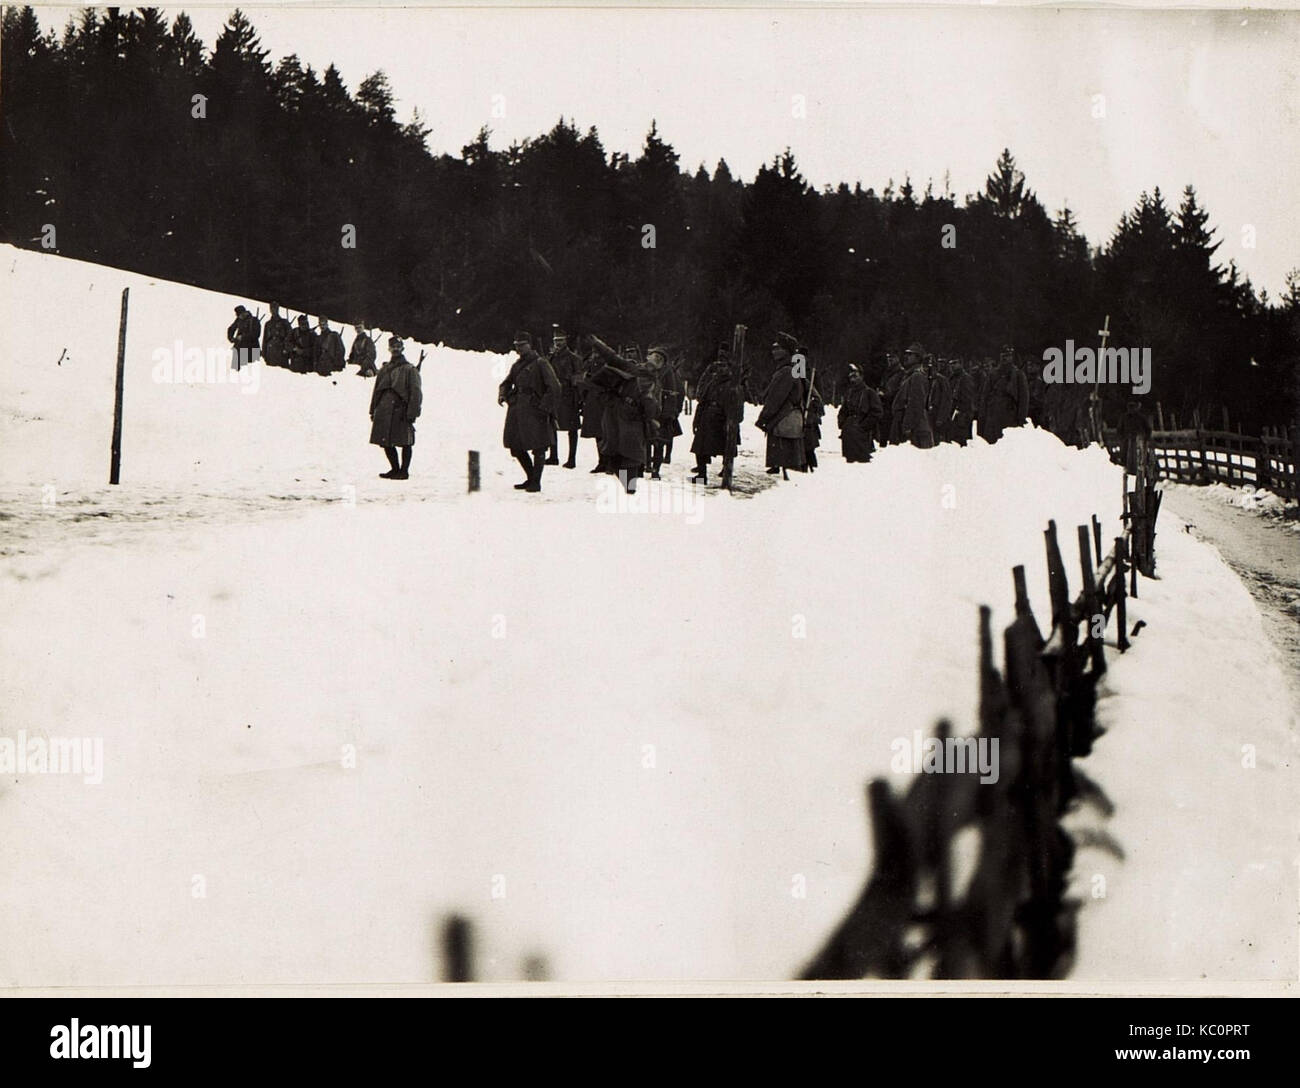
<box><xmin>646</xmin><ymin>345</ymin><xmax>683</xmax><ymax>479</ymax></box>
<box><xmin>882</xmin><ymin>352</ymin><xmax>905</xmax><ymax>444</ymax></box>
<box><xmin>981</xmin><ymin>346</ymin><xmax>1030</xmax><ymax>442</ymax></box>
<box><xmin>349</xmin><ymin>324</ymin><xmax>378</xmax><ymax>377</ymax></box>
<box><xmin>545</xmin><ymin>327</ymin><xmax>581</xmax><ymax>468</ymax></box>
<box><xmin>288</xmin><ymin>315</ymin><xmax>318</xmax><ymax>373</ymax></box>
<box><xmin>894</xmin><ymin>343</ymin><xmax>933</xmax><ymax>448</ymax></box>
<box><xmin>261</xmin><ymin>303</ymin><xmax>291</xmax><ymax>368</ymax></box>
<box><xmin>316</xmin><ymin>318</ymin><xmax>345</xmax><ymax>376</ymax></box>
<box><xmin>690</xmin><ymin>346</ymin><xmax>745</xmax><ymax>488</ymax></box>
<box><xmin>662</xmin><ymin>355</ymin><xmax>685</xmax><ymax>466</ymax></box>
<box><xmin>1026</xmin><ymin>358</ymin><xmax>1047</xmax><ymax>428</ymax></box>
<box><xmin>950</xmin><ymin>359</ymin><xmax>979</xmax><ymax>446</ymax></box>
<box><xmin>578</xmin><ymin>344</ymin><xmax>615</xmax><ymax>474</ymax></box>
<box><xmin>588</xmin><ymin>336</ymin><xmax>660</xmax><ymax>493</ymax></box>
<box><xmin>927</xmin><ymin>355</ymin><xmax>953</xmax><ymax>443</ymax></box>
<box><xmin>227</xmin><ymin>305</ymin><xmax>260</xmax><ymax>371</ymax></box>
<box><xmin>838</xmin><ymin>363</ymin><xmax>883</xmax><ymax>462</ymax></box>
<box><xmin>755</xmin><ymin>333</ymin><xmax>807</xmax><ymax>477</ymax></box>
<box><xmin>500</xmin><ymin>331</ymin><xmax>561</xmax><ymax>493</ymax></box>
<box><xmin>1118</xmin><ymin>399</ymin><xmax>1152</xmax><ymax>474</ymax></box>
<box><xmin>369</xmin><ymin>336</ymin><xmax>423</xmax><ymax>479</ymax></box>
<box><xmin>803</xmin><ymin>382</ymin><xmax>824</xmax><ymax>471</ymax></box>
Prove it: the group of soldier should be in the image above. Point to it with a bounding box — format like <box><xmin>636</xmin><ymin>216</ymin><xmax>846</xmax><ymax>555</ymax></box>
<box><xmin>501</xmin><ymin>329</ymin><xmax>1068</xmax><ymax>493</ymax></box>
<box><xmin>226</xmin><ymin>304</ymin><xmax>381</xmax><ymax>378</ymax></box>
<box><xmin>224</xmin><ymin>301</ymin><xmax>1088</xmax><ymax>489</ymax></box>
<box><xmin>498</xmin><ymin>328</ymin><xmax>688</xmax><ymax>494</ymax></box>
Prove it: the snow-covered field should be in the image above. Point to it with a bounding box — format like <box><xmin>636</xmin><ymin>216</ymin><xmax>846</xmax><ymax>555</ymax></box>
<box><xmin>1</xmin><ymin>245</ymin><xmax>1295</xmax><ymax>986</ymax></box>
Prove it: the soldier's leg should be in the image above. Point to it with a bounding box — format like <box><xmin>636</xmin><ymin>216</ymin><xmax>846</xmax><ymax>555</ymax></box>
<box><xmin>650</xmin><ymin>442</ymin><xmax>663</xmax><ymax>479</ymax></box>
<box><xmin>514</xmin><ymin>452</ymin><xmax>534</xmax><ymax>489</ymax></box>
<box><xmin>664</xmin><ymin>436</ymin><xmax>674</xmax><ymax>464</ymax></box>
<box><xmin>690</xmin><ymin>455</ymin><xmax>708</xmax><ymax>483</ymax></box>
<box><xmin>527</xmin><ymin>448</ymin><xmax>546</xmax><ymax>491</ymax></box>
<box><xmin>546</xmin><ymin>425</ymin><xmax>559</xmax><ymax>465</ymax></box>
<box><xmin>564</xmin><ymin>430</ymin><xmax>577</xmax><ymax>469</ymax></box>
<box><xmin>397</xmin><ymin>445</ymin><xmax>412</xmax><ymax>478</ymax></box>
<box><xmin>381</xmin><ymin>446</ymin><xmax>400</xmax><ymax>478</ymax></box>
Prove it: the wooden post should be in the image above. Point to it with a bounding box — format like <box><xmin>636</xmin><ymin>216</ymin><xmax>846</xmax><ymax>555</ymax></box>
<box><xmin>1077</xmin><ymin>524</ymin><xmax>1105</xmax><ymax>677</ymax></box>
<box><xmin>468</xmin><ymin>450</ymin><xmax>480</xmax><ymax>492</ymax></box>
<box><xmin>1043</xmin><ymin>521</ymin><xmax>1070</xmax><ymax>629</ymax></box>
<box><xmin>441</xmin><ymin>914</ymin><xmax>474</xmax><ymax>982</ymax></box>
<box><xmin>1012</xmin><ymin>564</ymin><xmax>1031</xmax><ymax>618</ymax></box>
<box><xmin>1114</xmin><ymin>537</ymin><xmax>1130</xmax><ymax>652</ymax></box>
<box><xmin>1257</xmin><ymin>437</ymin><xmax>1272</xmax><ymax>492</ymax></box>
<box><xmin>109</xmin><ymin>287</ymin><xmax>129</xmax><ymax>485</ymax></box>
<box><xmin>1091</xmin><ymin>515</ymin><xmax>1103</xmax><ymax>567</ymax></box>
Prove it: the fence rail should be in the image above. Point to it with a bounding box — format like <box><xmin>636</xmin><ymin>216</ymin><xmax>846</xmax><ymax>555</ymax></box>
<box><xmin>1104</xmin><ymin>426</ymin><xmax>1298</xmax><ymax>500</ymax></box>
<box><xmin>802</xmin><ymin>463</ymin><xmax>1159</xmax><ymax>980</ymax></box>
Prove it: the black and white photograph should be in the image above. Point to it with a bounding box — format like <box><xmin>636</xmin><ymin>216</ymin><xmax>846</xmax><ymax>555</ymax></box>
<box><xmin>1</xmin><ymin>0</ymin><xmax>1297</xmax><ymax>1014</ymax></box>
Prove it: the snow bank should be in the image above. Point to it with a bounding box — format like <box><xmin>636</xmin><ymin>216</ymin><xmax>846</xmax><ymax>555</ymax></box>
<box><xmin>1198</xmin><ymin>481</ymin><xmax>1300</xmax><ymax>530</ymax></box>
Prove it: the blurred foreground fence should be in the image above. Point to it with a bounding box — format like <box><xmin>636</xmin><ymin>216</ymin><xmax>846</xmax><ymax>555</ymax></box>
<box><xmin>802</xmin><ymin>459</ymin><xmax>1162</xmax><ymax>980</ymax></box>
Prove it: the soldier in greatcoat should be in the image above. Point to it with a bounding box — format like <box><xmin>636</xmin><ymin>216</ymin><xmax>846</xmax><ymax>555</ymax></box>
<box><xmin>838</xmin><ymin>364</ymin><xmax>883</xmax><ymax>463</ymax></box>
<box><xmin>690</xmin><ymin>347</ymin><xmax>745</xmax><ymax>488</ymax></box>
<box><xmin>261</xmin><ymin>303</ymin><xmax>291</xmax><ymax>368</ymax></box>
<box><xmin>500</xmin><ymin>331</ymin><xmax>562</xmax><ymax>493</ymax></box>
<box><xmin>369</xmin><ymin>336</ymin><xmax>423</xmax><ymax>479</ymax></box>
<box><xmin>349</xmin><ymin>324</ymin><xmax>378</xmax><ymax>377</ymax></box>
<box><xmin>755</xmin><ymin>333</ymin><xmax>807</xmax><ymax>476</ymax></box>
<box><xmin>544</xmin><ymin>327</ymin><xmax>582</xmax><ymax>468</ymax></box>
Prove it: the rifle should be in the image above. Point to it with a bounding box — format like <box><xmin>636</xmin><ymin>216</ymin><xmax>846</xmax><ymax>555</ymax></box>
<box><xmin>417</xmin><ymin>347</ymin><xmax>427</xmax><ymax>372</ymax></box>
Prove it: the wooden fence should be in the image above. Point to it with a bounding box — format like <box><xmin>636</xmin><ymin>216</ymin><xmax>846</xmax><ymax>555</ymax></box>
<box><xmin>802</xmin><ymin>470</ymin><xmax>1159</xmax><ymax>980</ymax></box>
<box><xmin>1104</xmin><ymin>425</ymin><xmax>1298</xmax><ymax>501</ymax></box>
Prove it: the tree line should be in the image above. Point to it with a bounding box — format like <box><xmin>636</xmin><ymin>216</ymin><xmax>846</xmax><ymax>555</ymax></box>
<box><xmin>2</xmin><ymin>6</ymin><xmax>1297</xmax><ymax>431</ymax></box>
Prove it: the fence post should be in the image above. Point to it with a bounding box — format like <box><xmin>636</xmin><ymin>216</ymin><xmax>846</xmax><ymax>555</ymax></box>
<box><xmin>468</xmin><ymin>450</ymin><xmax>480</xmax><ymax>492</ymax></box>
<box><xmin>1115</xmin><ymin>537</ymin><xmax>1130</xmax><ymax>652</ymax></box>
<box><xmin>109</xmin><ymin>287</ymin><xmax>129</xmax><ymax>485</ymax></box>
<box><xmin>1256</xmin><ymin>437</ymin><xmax>1271</xmax><ymax>492</ymax></box>
<box><xmin>1077</xmin><ymin>524</ymin><xmax>1106</xmax><ymax>678</ymax></box>
<box><xmin>442</xmin><ymin>914</ymin><xmax>474</xmax><ymax>982</ymax></box>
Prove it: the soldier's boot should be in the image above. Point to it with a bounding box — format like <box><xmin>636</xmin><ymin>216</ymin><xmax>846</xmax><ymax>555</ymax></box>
<box><xmin>720</xmin><ymin>459</ymin><xmax>734</xmax><ymax>490</ymax></box>
<box><xmin>394</xmin><ymin>446</ymin><xmax>412</xmax><ymax>480</ymax></box>
<box><xmin>563</xmin><ymin>431</ymin><xmax>577</xmax><ymax>469</ymax></box>
<box><xmin>689</xmin><ymin>458</ymin><xmax>708</xmax><ymax>484</ymax></box>
<box><xmin>526</xmin><ymin>449</ymin><xmax>545</xmax><ymax>492</ymax></box>
<box><xmin>589</xmin><ymin>440</ymin><xmax>606</xmax><ymax>473</ymax></box>
<box><xmin>545</xmin><ymin>447</ymin><xmax>560</xmax><ymax>466</ymax></box>
<box><xmin>664</xmin><ymin>437</ymin><xmax>674</xmax><ymax>465</ymax></box>
<box><xmin>650</xmin><ymin>444</ymin><xmax>663</xmax><ymax>480</ymax></box>
<box><xmin>620</xmin><ymin>469</ymin><xmax>639</xmax><ymax>495</ymax></box>
<box><xmin>514</xmin><ymin>453</ymin><xmax>534</xmax><ymax>489</ymax></box>
<box><xmin>380</xmin><ymin>447</ymin><xmax>401</xmax><ymax>479</ymax></box>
